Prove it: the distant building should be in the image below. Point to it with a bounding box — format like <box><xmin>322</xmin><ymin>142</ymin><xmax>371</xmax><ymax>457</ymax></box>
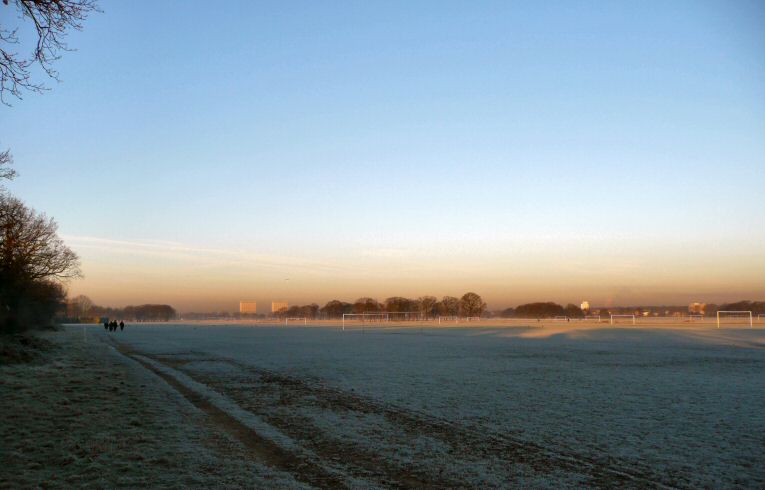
<box><xmin>580</xmin><ymin>301</ymin><xmax>590</xmax><ymax>312</ymax></box>
<box><xmin>688</xmin><ymin>302</ymin><xmax>706</xmax><ymax>315</ymax></box>
<box><xmin>239</xmin><ymin>301</ymin><xmax>257</xmax><ymax>314</ymax></box>
<box><xmin>271</xmin><ymin>301</ymin><xmax>288</xmax><ymax>314</ymax></box>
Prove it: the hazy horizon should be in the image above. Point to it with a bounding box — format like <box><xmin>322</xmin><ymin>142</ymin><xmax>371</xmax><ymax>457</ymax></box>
<box><xmin>4</xmin><ymin>1</ymin><xmax>764</xmax><ymax>310</ymax></box>
<box><xmin>61</xmin><ymin>234</ymin><xmax>763</xmax><ymax>313</ymax></box>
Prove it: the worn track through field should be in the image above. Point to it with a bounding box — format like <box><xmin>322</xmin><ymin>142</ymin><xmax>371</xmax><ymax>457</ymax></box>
<box><xmin>116</xmin><ymin>341</ymin><xmax>680</xmax><ymax>489</ymax></box>
<box><xmin>116</xmin><ymin>344</ymin><xmax>354</xmax><ymax>489</ymax></box>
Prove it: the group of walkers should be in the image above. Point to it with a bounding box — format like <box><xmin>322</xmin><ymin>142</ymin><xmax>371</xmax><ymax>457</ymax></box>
<box><xmin>104</xmin><ymin>320</ymin><xmax>125</xmax><ymax>332</ymax></box>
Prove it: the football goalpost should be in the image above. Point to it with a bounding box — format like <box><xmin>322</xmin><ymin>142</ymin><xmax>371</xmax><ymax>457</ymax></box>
<box><xmin>342</xmin><ymin>312</ymin><xmax>427</xmax><ymax>331</ymax></box>
<box><xmin>758</xmin><ymin>314</ymin><xmax>765</xmax><ymax>323</ymax></box>
<box><xmin>285</xmin><ymin>317</ymin><xmax>307</xmax><ymax>325</ymax></box>
<box><xmin>610</xmin><ymin>314</ymin><xmax>636</xmax><ymax>325</ymax></box>
<box><xmin>584</xmin><ymin>315</ymin><xmax>601</xmax><ymax>322</ymax></box>
<box><xmin>688</xmin><ymin>314</ymin><xmax>704</xmax><ymax>321</ymax></box>
<box><xmin>716</xmin><ymin>311</ymin><xmax>752</xmax><ymax>328</ymax></box>
<box><xmin>342</xmin><ymin>313</ymin><xmax>388</xmax><ymax>331</ymax></box>
<box><xmin>387</xmin><ymin>311</ymin><xmax>424</xmax><ymax>322</ymax></box>
<box><xmin>436</xmin><ymin>316</ymin><xmax>480</xmax><ymax>324</ymax></box>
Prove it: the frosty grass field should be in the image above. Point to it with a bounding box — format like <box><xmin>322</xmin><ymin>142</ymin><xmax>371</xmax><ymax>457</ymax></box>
<box><xmin>88</xmin><ymin>321</ymin><xmax>763</xmax><ymax>487</ymax></box>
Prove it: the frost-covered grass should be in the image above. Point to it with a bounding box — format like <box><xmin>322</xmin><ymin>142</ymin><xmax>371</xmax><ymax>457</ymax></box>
<box><xmin>0</xmin><ymin>328</ymin><xmax>305</xmax><ymax>489</ymax></box>
<box><xmin>10</xmin><ymin>324</ymin><xmax>759</xmax><ymax>486</ymax></box>
<box><xmin>108</xmin><ymin>322</ymin><xmax>765</xmax><ymax>487</ymax></box>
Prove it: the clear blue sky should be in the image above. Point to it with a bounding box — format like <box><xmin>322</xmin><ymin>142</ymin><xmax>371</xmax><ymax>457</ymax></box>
<box><xmin>3</xmin><ymin>1</ymin><xmax>764</xmax><ymax>311</ymax></box>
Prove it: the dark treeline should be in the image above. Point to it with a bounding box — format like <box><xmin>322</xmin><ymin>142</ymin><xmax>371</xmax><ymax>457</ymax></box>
<box><xmin>497</xmin><ymin>300</ymin><xmax>765</xmax><ymax>318</ymax></box>
<box><xmin>192</xmin><ymin>298</ymin><xmax>765</xmax><ymax>320</ymax></box>
<box><xmin>718</xmin><ymin>300</ymin><xmax>765</xmax><ymax>314</ymax></box>
<box><xmin>275</xmin><ymin>292</ymin><xmax>487</xmax><ymax>319</ymax></box>
<box><xmin>0</xmin><ymin>193</ymin><xmax>80</xmax><ymax>333</ymax></box>
<box><xmin>56</xmin><ymin>295</ymin><xmax>765</xmax><ymax>323</ymax></box>
<box><xmin>119</xmin><ymin>305</ymin><xmax>176</xmax><ymax>322</ymax></box>
<box><xmin>64</xmin><ymin>295</ymin><xmax>176</xmax><ymax>322</ymax></box>
<box><xmin>507</xmin><ymin>302</ymin><xmax>585</xmax><ymax>318</ymax></box>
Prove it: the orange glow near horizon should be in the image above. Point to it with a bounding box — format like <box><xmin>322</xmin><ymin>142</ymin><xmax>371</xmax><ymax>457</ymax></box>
<box><xmin>64</xmin><ymin>235</ymin><xmax>765</xmax><ymax>312</ymax></box>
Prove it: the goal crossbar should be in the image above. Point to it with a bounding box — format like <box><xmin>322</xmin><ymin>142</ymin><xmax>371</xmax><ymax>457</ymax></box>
<box><xmin>342</xmin><ymin>313</ymin><xmax>389</xmax><ymax>331</ymax></box>
<box><xmin>386</xmin><ymin>311</ymin><xmax>425</xmax><ymax>321</ymax></box>
<box><xmin>610</xmin><ymin>314</ymin><xmax>636</xmax><ymax>325</ymax></box>
<box><xmin>716</xmin><ymin>311</ymin><xmax>752</xmax><ymax>328</ymax></box>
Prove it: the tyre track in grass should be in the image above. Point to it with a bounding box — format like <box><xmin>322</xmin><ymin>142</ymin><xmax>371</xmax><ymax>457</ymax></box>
<box><xmin>193</xmin><ymin>356</ymin><xmax>684</xmax><ymax>489</ymax></box>
<box><xmin>113</xmin><ymin>343</ymin><xmax>350</xmax><ymax>489</ymax></box>
<box><xmin>115</xmin><ymin>339</ymin><xmax>681</xmax><ymax>488</ymax></box>
<box><xmin>115</xmin><ymin>342</ymin><xmax>458</xmax><ymax>489</ymax></box>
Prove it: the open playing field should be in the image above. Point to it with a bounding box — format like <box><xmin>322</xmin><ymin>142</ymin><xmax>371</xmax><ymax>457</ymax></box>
<box><xmin>85</xmin><ymin>321</ymin><xmax>764</xmax><ymax>487</ymax></box>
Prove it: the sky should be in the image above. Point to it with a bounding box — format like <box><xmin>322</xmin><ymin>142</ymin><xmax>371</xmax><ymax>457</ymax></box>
<box><xmin>2</xmin><ymin>1</ymin><xmax>764</xmax><ymax>312</ymax></box>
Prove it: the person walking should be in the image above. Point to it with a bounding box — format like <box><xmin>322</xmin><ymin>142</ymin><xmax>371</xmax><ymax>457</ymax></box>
<box><xmin>119</xmin><ymin>321</ymin><xmax>124</xmax><ymax>331</ymax></box>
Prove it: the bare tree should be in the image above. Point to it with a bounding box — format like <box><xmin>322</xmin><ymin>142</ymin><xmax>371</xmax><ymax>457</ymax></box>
<box><xmin>439</xmin><ymin>296</ymin><xmax>460</xmax><ymax>316</ymax></box>
<box><xmin>0</xmin><ymin>193</ymin><xmax>80</xmax><ymax>282</ymax></box>
<box><xmin>0</xmin><ymin>149</ymin><xmax>15</xmax><ymax>181</ymax></box>
<box><xmin>384</xmin><ymin>297</ymin><xmax>414</xmax><ymax>313</ymax></box>
<box><xmin>352</xmin><ymin>297</ymin><xmax>381</xmax><ymax>314</ymax></box>
<box><xmin>67</xmin><ymin>294</ymin><xmax>92</xmax><ymax>318</ymax></box>
<box><xmin>458</xmin><ymin>292</ymin><xmax>486</xmax><ymax>318</ymax></box>
<box><xmin>1</xmin><ymin>193</ymin><xmax>80</xmax><ymax>330</ymax></box>
<box><xmin>1</xmin><ymin>0</ymin><xmax>99</xmax><ymax>104</ymax></box>
<box><xmin>564</xmin><ymin>303</ymin><xmax>584</xmax><ymax>319</ymax></box>
<box><xmin>299</xmin><ymin>303</ymin><xmax>319</xmax><ymax>319</ymax></box>
<box><xmin>418</xmin><ymin>295</ymin><xmax>438</xmax><ymax>319</ymax></box>
<box><xmin>320</xmin><ymin>300</ymin><xmax>350</xmax><ymax>319</ymax></box>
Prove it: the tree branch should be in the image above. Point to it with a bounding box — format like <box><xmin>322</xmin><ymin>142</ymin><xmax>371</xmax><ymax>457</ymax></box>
<box><xmin>0</xmin><ymin>0</ymin><xmax>99</xmax><ymax>105</ymax></box>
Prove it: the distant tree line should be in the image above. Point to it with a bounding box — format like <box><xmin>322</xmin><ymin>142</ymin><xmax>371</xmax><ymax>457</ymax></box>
<box><xmin>504</xmin><ymin>302</ymin><xmax>585</xmax><ymax>318</ymax></box>
<box><xmin>717</xmin><ymin>301</ymin><xmax>765</xmax><ymax>314</ymax></box>
<box><xmin>496</xmin><ymin>301</ymin><xmax>765</xmax><ymax>319</ymax></box>
<box><xmin>274</xmin><ymin>293</ymin><xmax>487</xmax><ymax>319</ymax></box>
<box><xmin>58</xmin><ymin>294</ymin><xmax>765</xmax><ymax>324</ymax></box>
<box><xmin>64</xmin><ymin>295</ymin><xmax>176</xmax><ymax>322</ymax></box>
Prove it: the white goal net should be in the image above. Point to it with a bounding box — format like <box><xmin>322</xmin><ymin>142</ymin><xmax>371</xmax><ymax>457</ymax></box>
<box><xmin>341</xmin><ymin>313</ymin><xmax>389</xmax><ymax>330</ymax></box>
<box><xmin>386</xmin><ymin>312</ymin><xmax>425</xmax><ymax>322</ymax></box>
<box><xmin>610</xmin><ymin>314</ymin><xmax>636</xmax><ymax>325</ymax></box>
<box><xmin>716</xmin><ymin>311</ymin><xmax>752</xmax><ymax>328</ymax></box>
<box><xmin>342</xmin><ymin>312</ymin><xmax>429</xmax><ymax>331</ymax></box>
<box><xmin>584</xmin><ymin>315</ymin><xmax>601</xmax><ymax>322</ymax></box>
